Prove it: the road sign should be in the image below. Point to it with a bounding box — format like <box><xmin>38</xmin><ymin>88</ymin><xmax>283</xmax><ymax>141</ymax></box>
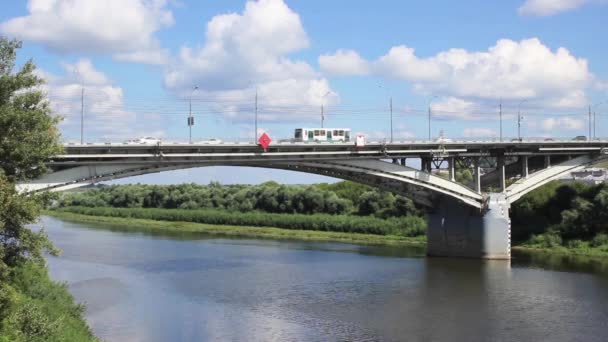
<box><xmin>258</xmin><ymin>132</ymin><xmax>272</xmax><ymax>149</ymax></box>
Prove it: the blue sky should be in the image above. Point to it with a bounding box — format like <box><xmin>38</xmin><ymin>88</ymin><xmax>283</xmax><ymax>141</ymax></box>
<box><xmin>1</xmin><ymin>0</ymin><xmax>607</xmax><ymax>184</ymax></box>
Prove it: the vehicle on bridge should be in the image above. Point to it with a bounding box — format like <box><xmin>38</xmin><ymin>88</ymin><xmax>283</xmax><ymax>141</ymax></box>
<box><xmin>125</xmin><ymin>137</ymin><xmax>161</xmax><ymax>145</ymax></box>
<box><xmin>294</xmin><ymin>128</ymin><xmax>351</xmax><ymax>142</ymax></box>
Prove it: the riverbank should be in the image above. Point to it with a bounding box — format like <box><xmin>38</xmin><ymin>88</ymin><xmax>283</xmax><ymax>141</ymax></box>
<box><xmin>0</xmin><ymin>262</ymin><xmax>97</xmax><ymax>341</ymax></box>
<box><xmin>45</xmin><ymin>209</ymin><xmax>608</xmax><ymax>258</ymax></box>
<box><xmin>513</xmin><ymin>243</ymin><xmax>608</xmax><ymax>258</ymax></box>
<box><xmin>44</xmin><ymin>210</ymin><xmax>426</xmax><ymax>247</ymax></box>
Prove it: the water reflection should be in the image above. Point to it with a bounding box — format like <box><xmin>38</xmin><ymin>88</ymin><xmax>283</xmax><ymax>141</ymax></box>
<box><xmin>40</xmin><ymin>216</ymin><xmax>608</xmax><ymax>342</ymax></box>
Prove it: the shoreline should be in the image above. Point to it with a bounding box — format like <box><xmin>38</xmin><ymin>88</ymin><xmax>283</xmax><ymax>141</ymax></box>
<box><xmin>44</xmin><ymin>210</ymin><xmax>608</xmax><ymax>258</ymax></box>
<box><xmin>43</xmin><ymin>210</ymin><xmax>426</xmax><ymax>247</ymax></box>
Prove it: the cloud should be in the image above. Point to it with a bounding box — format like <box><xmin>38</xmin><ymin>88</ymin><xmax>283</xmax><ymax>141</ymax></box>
<box><xmin>163</xmin><ymin>0</ymin><xmax>338</xmax><ymax>122</ymax></box>
<box><xmin>0</xmin><ymin>0</ymin><xmax>173</xmax><ymax>64</ymax></box>
<box><xmin>430</xmin><ymin>97</ymin><xmax>478</xmax><ymax>120</ymax></box>
<box><xmin>36</xmin><ymin>59</ymin><xmax>164</xmax><ymax>141</ymax></box>
<box><xmin>518</xmin><ymin>0</ymin><xmax>588</xmax><ymax>16</ymax></box>
<box><xmin>373</xmin><ymin>38</ymin><xmax>592</xmax><ymax>108</ymax></box>
<box><xmin>540</xmin><ymin>117</ymin><xmax>585</xmax><ymax>131</ymax></box>
<box><xmin>463</xmin><ymin>127</ymin><xmax>498</xmax><ymax>138</ymax></box>
<box><xmin>319</xmin><ymin>49</ymin><xmax>370</xmax><ymax>76</ymax></box>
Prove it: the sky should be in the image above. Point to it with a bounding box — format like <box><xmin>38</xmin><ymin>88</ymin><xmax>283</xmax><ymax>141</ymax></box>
<box><xmin>1</xmin><ymin>0</ymin><xmax>608</xmax><ymax>184</ymax></box>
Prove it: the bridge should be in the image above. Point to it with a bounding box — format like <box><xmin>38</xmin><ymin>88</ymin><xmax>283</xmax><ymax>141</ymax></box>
<box><xmin>19</xmin><ymin>139</ymin><xmax>608</xmax><ymax>259</ymax></box>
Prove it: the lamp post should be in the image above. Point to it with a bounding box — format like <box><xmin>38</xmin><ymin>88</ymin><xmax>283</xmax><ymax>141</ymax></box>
<box><xmin>321</xmin><ymin>91</ymin><xmax>333</xmax><ymax>128</ymax></box>
<box><xmin>73</xmin><ymin>69</ymin><xmax>85</xmax><ymax>144</ymax></box>
<box><xmin>378</xmin><ymin>85</ymin><xmax>393</xmax><ymax>142</ymax></box>
<box><xmin>517</xmin><ymin>99</ymin><xmax>527</xmax><ymax>141</ymax></box>
<box><xmin>427</xmin><ymin>95</ymin><xmax>438</xmax><ymax>140</ymax></box>
<box><xmin>188</xmin><ymin>86</ymin><xmax>198</xmax><ymax>144</ymax></box>
<box><xmin>590</xmin><ymin>100</ymin><xmax>607</xmax><ymax>140</ymax></box>
<box><xmin>254</xmin><ymin>86</ymin><xmax>258</xmax><ymax>141</ymax></box>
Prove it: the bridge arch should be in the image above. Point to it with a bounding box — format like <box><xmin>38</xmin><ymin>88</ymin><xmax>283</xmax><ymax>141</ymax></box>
<box><xmin>18</xmin><ymin>159</ymin><xmax>484</xmax><ymax>209</ymax></box>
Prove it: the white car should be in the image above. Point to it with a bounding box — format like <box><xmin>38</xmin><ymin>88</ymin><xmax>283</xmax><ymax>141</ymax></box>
<box><xmin>435</xmin><ymin>136</ymin><xmax>453</xmax><ymax>143</ymax></box>
<box><xmin>196</xmin><ymin>138</ymin><xmax>223</xmax><ymax>144</ymax></box>
<box><xmin>125</xmin><ymin>137</ymin><xmax>161</xmax><ymax>145</ymax></box>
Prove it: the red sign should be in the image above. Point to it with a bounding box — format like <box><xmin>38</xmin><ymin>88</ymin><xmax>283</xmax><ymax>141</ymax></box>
<box><xmin>258</xmin><ymin>132</ymin><xmax>272</xmax><ymax>149</ymax></box>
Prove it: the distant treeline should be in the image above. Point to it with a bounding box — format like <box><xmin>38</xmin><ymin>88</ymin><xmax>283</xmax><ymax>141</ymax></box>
<box><xmin>56</xmin><ymin>181</ymin><xmax>422</xmax><ymax>218</ymax></box>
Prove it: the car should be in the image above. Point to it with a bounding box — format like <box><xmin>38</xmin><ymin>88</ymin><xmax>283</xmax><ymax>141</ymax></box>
<box><xmin>544</xmin><ymin>138</ymin><xmax>554</xmax><ymax>141</ymax></box>
<box><xmin>125</xmin><ymin>137</ymin><xmax>161</xmax><ymax>145</ymax></box>
<box><xmin>196</xmin><ymin>138</ymin><xmax>223</xmax><ymax>144</ymax></box>
<box><xmin>572</xmin><ymin>136</ymin><xmax>587</xmax><ymax>141</ymax></box>
<box><xmin>435</xmin><ymin>137</ymin><xmax>453</xmax><ymax>143</ymax></box>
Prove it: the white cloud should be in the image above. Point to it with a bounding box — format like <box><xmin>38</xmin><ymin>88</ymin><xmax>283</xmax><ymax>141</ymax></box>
<box><xmin>163</xmin><ymin>0</ymin><xmax>338</xmax><ymax>122</ymax></box>
<box><xmin>518</xmin><ymin>0</ymin><xmax>588</xmax><ymax>16</ymax></box>
<box><xmin>37</xmin><ymin>59</ymin><xmax>164</xmax><ymax>141</ymax></box>
<box><xmin>463</xmin><ymin>128</ymin><xmax>498</xmax><ymax>138</ymax></box>
<box><xmin>371</xmin><ymin>38</ymin><xmax>592</xmax><ymax>109</ymax></box>
<box><xmin>541</xmin><ymin>117</ymin><xmax>585</xmax><ymax>131</ymax></box>
<box><xmin>319</xmin><ymin>49</ymin><xmax>370</xmax><ymax>76</ymax></box>
<box><xmin>0</xmin><ymin>0</ymin><xmax>173</xmax><ymax>64</ymax></box>
<box><xmin>430</xmin><ymin>97</ymin><xmax>477</xmax><ymax>120</ymax></box>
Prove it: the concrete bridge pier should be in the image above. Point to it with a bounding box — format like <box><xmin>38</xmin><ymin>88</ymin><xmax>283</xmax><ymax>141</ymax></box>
<box><xmin>427</xmin><ymin>194</ymin><xmax>511</xmax><ymax>259</ymax></box>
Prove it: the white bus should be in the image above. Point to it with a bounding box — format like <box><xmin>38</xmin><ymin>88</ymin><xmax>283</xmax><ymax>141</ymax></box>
<box><xmin>294</xmin><ymin>128</ymin><xmax>351</xmax><ymax>142</ymax></box>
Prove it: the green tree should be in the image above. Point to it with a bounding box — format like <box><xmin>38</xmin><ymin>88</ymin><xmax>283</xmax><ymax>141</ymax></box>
<box><xmin>0</xmin><ymin>37</ymin><xmax>94</xmax><ymax>341</ymax></box>
<box><xmin>0</xmin><ymin>37</ymin><xmax>62</xmax><ymax>270</ymax></box>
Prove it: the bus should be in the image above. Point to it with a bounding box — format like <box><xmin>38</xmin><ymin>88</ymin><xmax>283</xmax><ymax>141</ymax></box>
<box><xmin>294</xmin><ymin>128</ymin><xmax>351</xmax><ymax>142</ymax></box>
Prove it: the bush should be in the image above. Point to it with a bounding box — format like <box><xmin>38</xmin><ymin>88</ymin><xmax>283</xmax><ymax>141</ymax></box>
<box><xmin>590</xmin><ymin>233</ymin><xmax>608</xmax><ymax>247</ymax></box>
<box><xmin>527</xmin><ymin>232</ymin><xmax>563</xmax><ymax>248</ymax></box>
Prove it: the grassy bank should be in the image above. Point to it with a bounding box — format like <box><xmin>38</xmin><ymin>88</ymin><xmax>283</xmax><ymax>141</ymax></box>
<box><xmin>44</xmin><ymin>210</ymin><xmax>426</xmax><ymax>247</ymax></box>
<box><xmin>47</xmin><ymin>208</ymin><xmax>608</xmax><ymax>258</ymax></box>
<box><xmin>514</xmin><ymin>233</ymin><xmax>608</xmax><ymax>258</ymax></box>
<box><xmin>0</xmin><ymin>262</ymin><xmax>96</xmax><ymax>342</ymax></box>
<box><xmin>52</xmin><ymin>206</ymin><xmax>427</xmax><ymax>237</ymax></box>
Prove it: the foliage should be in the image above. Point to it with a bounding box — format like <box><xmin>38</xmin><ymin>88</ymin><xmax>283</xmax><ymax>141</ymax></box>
<box><xmin>0</xmin><ymin>262</ymin><xmax>95</xmax><ymax>342</ymax></box>
<box><xmin>512</xmin><ymin>181</ymin><xmax>608</xmax><ymax>247</ymax></box>
<box><xmin>53</xmin><ymin>206</ymin><xmax>427</xmax><ymax>238</ymax></box>
<box><xmin>56</xmin><ymin>181</ymin><xmax>422</xmax><ymax>218</ymax></box>
<box><xmin>46</xmin><ymin>210</ymin><xmax>427</xmax><ymax>247</ymax></box>
<box><xmin>0</xmin><ymin>37</ymin><xmax>93</xmax><ymax>341</ymax></box>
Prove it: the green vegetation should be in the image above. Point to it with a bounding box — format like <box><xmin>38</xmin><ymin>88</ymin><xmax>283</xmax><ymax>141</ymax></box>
<box><xmin>511</xmin><ymin>181</ymin><xmax>608</xmax><ymax>256</ymax></box>
<box><xmin>0</xmin><ymin>37</ymin><xmax>95</xmax><ymax>341</ymax></box>
<box><xmin>56</xmin><ymin>181</ymin><xmax>422</xmax><ymax>218</ymax></box>
<box><xmin>52</xmin><ymin>206</ymin><xmax>427</xmax><ymax>237</ymax></box>
<box><xmin>45</xmin><ymin>210</ymin><xmax>425</xmax><ymax>246</ymax></box>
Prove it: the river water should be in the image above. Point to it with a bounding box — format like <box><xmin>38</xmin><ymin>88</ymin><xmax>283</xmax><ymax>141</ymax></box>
<box><xmin>41</xmin><ymin>216</ymin><xmax>608</xmax><ymax>342</ymax></box>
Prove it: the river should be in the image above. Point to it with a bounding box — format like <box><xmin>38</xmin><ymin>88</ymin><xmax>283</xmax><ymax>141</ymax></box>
<box><xmin>41</xmin><ymin>216</ymin><xmax>608</xmax><ymax>342</ymax></box>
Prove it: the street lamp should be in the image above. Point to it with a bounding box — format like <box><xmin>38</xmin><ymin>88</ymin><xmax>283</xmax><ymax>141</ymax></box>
<box><xmin>378</xmin><ymin>85</ymin><xmax>393</xmax><ymax>143</ymax></box>
<box><xmin>427</xmin><ymin>95</ymin><xmax>439</xmax><ymax>140</ymax></box>
<box><xmin>321</xmin><ymin>91</ymin><xmax>333</xmax><ymax>128</ymax></box>
<box><xmin>517</xmin><ymin>99</ymin><xmax>527</xmax><ymax>141</ymax></box>
<box><xmin>73</xmin><ymin>69</ymin><xmax>85</xmax><ymax>144</ymax></box>
<box><xmin>590</xmin><ymin>100</ymin><xmax>607</xmax><ymax>140</ymax></box>
<box><xmin>188</xmin><ymin>86</ymin><xmax>198</xmax><ymax>144</ymax></box>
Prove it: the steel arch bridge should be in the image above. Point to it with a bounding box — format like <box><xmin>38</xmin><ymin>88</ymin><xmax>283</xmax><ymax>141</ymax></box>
<box><xmin>20</xmin><ymin>140</ymin><xmax>608</xmax><ymax>259</ymax></box>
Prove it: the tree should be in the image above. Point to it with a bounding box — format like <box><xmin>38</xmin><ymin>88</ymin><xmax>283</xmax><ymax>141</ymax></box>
<box><xmin>0</xmin><ymin>37</ymin><xmax>62</xmax><ymax>271</ymax></box>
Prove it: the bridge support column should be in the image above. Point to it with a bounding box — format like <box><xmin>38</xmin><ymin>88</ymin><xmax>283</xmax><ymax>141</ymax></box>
<box><xmin>400</xmin><ymin>158</ymin><xmax>406</xmax><ymax>166</ymax></box>
<box><xmin>421</xmin><ymin>157</ymin><xmax>431</xmax><ymax>173</ymax></box>
<box><xmin>448</xmin><ymin>157</ymin><xmax>455</xmax><ymax>182</ymax></box>
<box><xmin>544</xmin><ymin>155</ymin><xmax>551</xmax><ymax>168</ymax></box>
<box><xmin>473</xmin><ymin>157</ymin><xmax>481</xmax><ymax>193</ymax></box>
<box><xmin>498</xmin><ymin>156</ymin><xmax>506</xmax><ymax>192</ymax></box>
<box><xmin>427</xmin><ymin>194</ymin><xmax>511</xmax><ymax>259</ymax></box>
<box><xmin>521</xmin><ymin>156</ymin><xmax>529</xmax><ymax>178</ymax></box>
